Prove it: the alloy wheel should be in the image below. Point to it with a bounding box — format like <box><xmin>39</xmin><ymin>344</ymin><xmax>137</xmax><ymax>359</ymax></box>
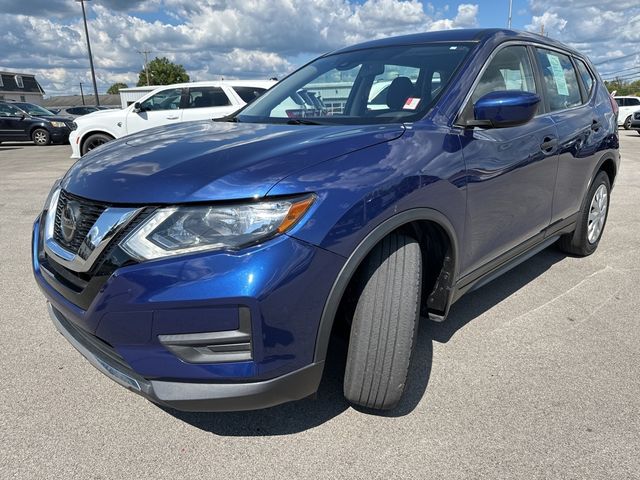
<box><xmin>587</xmin><ymin>184</ymin><xmax>608</xmax><ymax>244</ymax></box>
<box><xmin>34</xmin><ymin>131</ymin><xmax>48</xmax><ymax>145</ymax></box>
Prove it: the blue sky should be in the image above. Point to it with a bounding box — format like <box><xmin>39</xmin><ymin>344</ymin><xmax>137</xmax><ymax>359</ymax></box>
<box><xmin>0</xmin><ymin>0</ymin><xmax>637</xmax><ymax>95</ymax></box>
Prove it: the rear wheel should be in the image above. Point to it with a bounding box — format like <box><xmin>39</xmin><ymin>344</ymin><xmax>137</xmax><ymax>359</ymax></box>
<box><xmin>558</xmin><ymin>171</ymin><xmax>611</xmax><ymax>256</ymax></box>
<box><xmin>343</xmin><ymin>232</ymin><xmax>422</xmax><ymax>410</ymax></box>
<box><xmin>623</xmin><ymin>115</ymin><xmax>632</xmax><ymax>130</ymax></box>
<box><xmin>32</xmin><ymin>128</ymin><xmax>50</xmax><ymax>146</ymax></box>
<box><xmin>81</xmin><ymin>133</ymin><xmax>112</xmax><ymax>155</ymax></box>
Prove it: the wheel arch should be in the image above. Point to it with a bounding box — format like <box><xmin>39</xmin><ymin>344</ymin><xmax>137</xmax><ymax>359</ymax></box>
<box><xmin>312</xmin><ymin>207</ymin><xmax>460</xmax><ymax>363</ymax></box>
<box><xmin>79</xmin><ymin>130</ymin><xmax>116</xmax><ymax>153</ymax></box>
<box><xmin>28</xmin><ymin>124</ymin><xmax>50</xmax><ymax>137</ymax></box>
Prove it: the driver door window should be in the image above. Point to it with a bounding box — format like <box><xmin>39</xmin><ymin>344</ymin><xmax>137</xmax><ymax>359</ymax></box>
<box><xmin>471</xmin><ymin>46</ymin><xmax>537</xmax><ymax>104</ymax></box>
<box><xmin>140</xmin><ymin>88</ymin><xmax>183</xmax><ymax>111</ymax></box>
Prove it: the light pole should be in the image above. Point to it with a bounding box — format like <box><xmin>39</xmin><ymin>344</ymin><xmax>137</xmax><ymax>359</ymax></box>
<box><xmin>508</xmin><ymin>0</ymin><xmax>513</xmax><ymax>29</ymax></box>
<box><xmin>79</xmin><ymin>82</ymin><xmax>85</xmax><ymax>105</ymax></box>
<box><xmin>76</xmin><ymin>0</ymin><xmax>100</xmax><ymax>106</ymax></box>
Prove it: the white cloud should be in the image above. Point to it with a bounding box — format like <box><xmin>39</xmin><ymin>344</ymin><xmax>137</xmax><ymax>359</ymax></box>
<box><xmin>524</xmin><ymin>0</ymin><xmax>640</xmax><ymax>81</ymax></box>
<box><xmin>0</xmin><ymin>0</ymin><xmax>480</xmax><ymax>96</ymax></box>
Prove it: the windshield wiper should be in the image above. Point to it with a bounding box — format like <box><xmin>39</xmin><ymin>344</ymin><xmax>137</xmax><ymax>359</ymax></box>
<box><xmin>213</xmin><ymin>114</ymin><xmax>239</xmax><ymax>122</ymax></box>
<box><xmin>286</xmin><ymin>118</ymin><xmax>324</xmax><ymax>125</ymax></box>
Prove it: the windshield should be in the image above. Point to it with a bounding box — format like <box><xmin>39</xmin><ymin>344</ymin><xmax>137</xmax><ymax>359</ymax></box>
<box><xmin>15</xmin><ymin>103</ymin><xmax>55</xmax><ymax>116</ymax></box>
<box><xmin>237</xmin><ymin>43</ymin><xmax>472</xmax><ymax>125</ymax></box>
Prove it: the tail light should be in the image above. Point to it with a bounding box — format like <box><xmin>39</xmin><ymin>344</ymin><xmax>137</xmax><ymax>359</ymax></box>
<box><xmin>609</xmin><ymin>94</ymin><xmax>619</xmax><ymax>117</ymax></box>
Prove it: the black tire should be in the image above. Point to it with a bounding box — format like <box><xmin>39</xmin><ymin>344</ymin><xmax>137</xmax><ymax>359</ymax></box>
<box><xmin>623</xmin><ymin>116</ymin><xmax>631</xmax><ymax>130</ymax></box>
<box><xmin>32</xmin><ymin>128</ymin><xmax>50</xmax><ymax>146</ymax></box>
<box><xmin>81</xmin><ymin>133</ymin><xmax>112</xmax><ymax>155</ymax></box>
<box><xmin>343</xmin><ymin>232</ymin><xmax>422</xmax><ymax>410</ymax></box>
<box><xmin>558</xmin><ymin>171</ymin><xmax>611</xmax><ymax>256</ymax></box>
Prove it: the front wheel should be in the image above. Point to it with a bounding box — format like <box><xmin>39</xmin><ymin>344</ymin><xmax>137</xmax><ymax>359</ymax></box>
<box><xmin>32</xmin><ymin>128</ymin><xmax>50</xmax><ymax>146</ymax></box>
<box><xmin>81</xmin><ymin>133</ymin><xmax>112</xmax><ymax>155</ymax></box>
<box><xmin>623</xmin><ymin>116</ymin><xmax>632</xmax><ymax>130</ymax></box>
<box><xmin>558</xmin><ymin>171</ymin><xmax>611</xmax><ymax>256</ymax></box>
<box><xmin>343</xmin><ymin>232</ymin><xmax>422</xmax><ymax>410</ymax></box>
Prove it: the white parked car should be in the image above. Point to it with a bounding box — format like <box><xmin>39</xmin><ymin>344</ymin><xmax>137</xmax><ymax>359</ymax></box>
<box><xmin>69</xmin><ymin>80</ymin><xmax>275</xmax><ymax>157</ymax></box>
<box><xmin>613</xmin><ymin>96</ymin><xmax>640</xmax><ymax>129</ymax></box>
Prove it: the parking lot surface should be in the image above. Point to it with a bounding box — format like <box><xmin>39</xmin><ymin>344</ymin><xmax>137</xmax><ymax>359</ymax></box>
<box><xmin>1</xmin><ymin>133</ymin><xmax>639</xmax><ymax>479</ymax></box>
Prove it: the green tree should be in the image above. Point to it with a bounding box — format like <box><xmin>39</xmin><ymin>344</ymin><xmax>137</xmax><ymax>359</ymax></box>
<box><xmin>137</xmin><ymin>57</ymin><xmax>190</xmax><ymax>86</ymax></box>
<box><xmin>106</xmin><ymin>82</ymin><xmax>128</xmax><ymax>94</ymax></box>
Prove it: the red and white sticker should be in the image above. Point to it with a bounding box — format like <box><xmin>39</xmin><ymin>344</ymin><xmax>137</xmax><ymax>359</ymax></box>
<box><xmin>403</xmin><ymin>97</ymin><xmax>421</xmax><ymax>110</ymax></box>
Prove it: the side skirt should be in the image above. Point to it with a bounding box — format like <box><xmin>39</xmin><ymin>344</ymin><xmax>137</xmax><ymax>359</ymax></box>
<box><xmin>450</xmin><ymin>213</ymin><xmax>578</xmax><ymax>305</ymax></box>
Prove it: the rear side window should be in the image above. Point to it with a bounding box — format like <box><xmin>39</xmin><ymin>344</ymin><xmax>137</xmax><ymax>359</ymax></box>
<box><xmin>186</xmin><ymin>87</ymin><xmax>231</xmax><ymax>108</ymax></box>
<box><xmin>233</xmin><ymin>86</ymin><xmax>267</xmax><ymax>103</ymax></box>
<box><xmin>574</xmin><ymin>58</ymin><xmax>594</xmax><ymax>97</ymax></box>
<box><xmin>535</xmin><ymin>48</ymin><xmax>582</xmax><ymax>111</ymax></box>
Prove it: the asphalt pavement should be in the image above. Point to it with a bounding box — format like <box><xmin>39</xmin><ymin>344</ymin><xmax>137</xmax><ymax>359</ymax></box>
<box><xmin>1</xmin><ymin>132</ymin><xmax>639</xmax><ymax>479</ymax></box>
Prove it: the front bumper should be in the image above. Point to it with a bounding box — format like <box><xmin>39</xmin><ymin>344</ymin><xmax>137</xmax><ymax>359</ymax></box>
<box><xmin>50</xmin><ymin>126</ymin><xmax>71</xmax><ymax>143</ymax></box>
<box><xmin>49</xmin><ymin>304</ymin><xmax>324</xmax><ymax>411</ymax></box>
<box><xmin>33</xmin><ymin>212</ymin><xmax>344</xmax><ymax>411</ymax></box>
<box><xmin>69</xmin><ymin>130</ymin><xmax>81</xmax><ymax>158</ymax></box>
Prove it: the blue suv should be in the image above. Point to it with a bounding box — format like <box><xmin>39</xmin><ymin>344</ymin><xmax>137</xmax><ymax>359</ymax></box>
<box><xmin>32</xmin><ymin>29</ymin><xmax>619</xmax><ymax>412</ymax></box>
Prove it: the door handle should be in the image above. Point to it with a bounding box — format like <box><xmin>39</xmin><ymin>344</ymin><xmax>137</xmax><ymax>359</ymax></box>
<box><xmin>540</xmin><ymin>136</ymin><xmax>558</xmax><ymax>153</ymax></box>
<box><xmin>590</xmin><ymin>120</ymin><xmax>601</xmax><ymax>132</ymax></box>
<box><xmin>166</xmin><ymin>115</ymin><xmax>179</xmax><ymax>120</ymax></box>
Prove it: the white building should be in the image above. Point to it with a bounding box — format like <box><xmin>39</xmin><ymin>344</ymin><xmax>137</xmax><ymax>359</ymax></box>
<box><xmin>118</xmin><ymin>86</ymin><xmax>157</xmax><ymax>108</ymax></box>
<box><xmin>0</xmin><ymin>71</ymin><xmax>45</xmax><ymax>104</ymax></box>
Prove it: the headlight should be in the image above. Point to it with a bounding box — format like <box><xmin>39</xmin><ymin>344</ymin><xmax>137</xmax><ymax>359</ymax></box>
<box><xmin>121</xmin><ymin>195</ymin><xmax>315</xmax><ymax>261</ymax></box>
<box><xmin>50</xmin><ymin>121</ymin><xmax>66</xmax><ymax>128</ymax></box>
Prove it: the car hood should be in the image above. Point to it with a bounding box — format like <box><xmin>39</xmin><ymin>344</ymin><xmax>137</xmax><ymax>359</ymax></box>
<box><xmin>62</xmin><ymin>120</ymin><xmax>405</xmax><ymax>204</ymax></box>
<box><xmin>35</xmin><ymin>115</ymin><xmax>74</xmax><ymax>123</ymax></box>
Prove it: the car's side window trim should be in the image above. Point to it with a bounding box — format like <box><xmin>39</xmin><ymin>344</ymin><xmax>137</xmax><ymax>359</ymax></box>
<box><xmin>455</xmin><ymin>40</ymin><xmax>592</xmax><ymax>127</ymax></box>
<box><xmin>572</xmin><ymin>56</ymin><xmax>596</xmax><ymax>105</ymax></box>
<box><xmin>455</xmin><ymin>41</ymin><xmax>542</xmax><ymax>127</ymax></box>
<box><xmin>571</xmin><ymin>56</ymin><xmax>588</xmax><ymax>104</ymax></box>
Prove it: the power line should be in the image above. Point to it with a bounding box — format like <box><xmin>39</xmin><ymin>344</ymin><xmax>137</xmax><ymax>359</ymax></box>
<box><xmin>600</xmin><ymin>64</ymin><xmax>640</xmax><ymax>77</ymax></box>
<box><xmin>137</xmin><ymin>49</ymin><xmax>151</xmax><ymax>86</ymax></box>
<box><xmin>594</xmin><ymin>52</ymin><xmax>639</xmax><ymax>66</ymax></box>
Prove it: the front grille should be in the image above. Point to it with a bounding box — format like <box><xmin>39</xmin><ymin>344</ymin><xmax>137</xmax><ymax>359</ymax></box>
<box><xmin>635</xmin><ymin>112</ymin><xmax>640</xmax><ymax>120</ymax></box>
<box><xmin>66</xmin><ymin>121</ymin><xmax>77</xmax><ymax>130</ymax></box>
<box><xmin>53</xmin><ymin>190</ymin><xmax>108</xmax><ymax>253</ymax></box>
<box><xmin>40</xmin><ymin>204</ymin><xmax>151</xmax><ymax>311</ymax></box>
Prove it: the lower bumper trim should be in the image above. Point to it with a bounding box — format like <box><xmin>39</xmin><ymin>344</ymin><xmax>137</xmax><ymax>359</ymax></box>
<box><xmin>48</xmin><ymin>303</ymin><xmax>324</xmax><ymax>412</ymax></box>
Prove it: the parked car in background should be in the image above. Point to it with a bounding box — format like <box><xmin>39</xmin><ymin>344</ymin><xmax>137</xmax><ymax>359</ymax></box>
<box><xmin>0</xmin><ymin>101</ymin><xmax>74</xmax><ymax>145</ymax></box>
<box><xmin>614</xmin><ymin>96</ymin><xmax>640</xmax><ymax>129</ymax></box>
<box><xmin>69</xmin><ymin>80</ymin><xmax>275</xmax><ymax>157</ymax></box>
<box><xmin>33</xmin><ymin>29</ymin><xmax>619</xmax><ymax>413</ymax></box>
<box><xmin>629</xmin><ymin>110</ymin><xmax>640</xmax><ymax>134</ymax></box>
<box><xmin>52</xmin><ymin>106</ymin><xmax>101</xmax><ymax>119</ymax></box>
<box><xmin>12</xmin><ymin>102</ymin><xmax>62</xmax><ymax>119</ymax></box>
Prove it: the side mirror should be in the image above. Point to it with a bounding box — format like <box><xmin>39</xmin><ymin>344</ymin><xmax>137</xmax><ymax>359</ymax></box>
<box><xmin>469</xmin><ymin>91</ymin><xmax>540</xmax><ymax>128</ymax></box>
<box><xmin>133</xmin><ymin>102</ymin><xmax>143</xmax><ymax>113</ymax></box>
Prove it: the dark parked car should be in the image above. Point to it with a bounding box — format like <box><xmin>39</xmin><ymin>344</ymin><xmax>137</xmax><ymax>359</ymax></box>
<box><xmin>629</xmin><ymin>110</ymin><xmax>640</xmax><ymax>134</ymax></box>
<box><xmin>33</xmin><ymin>29</ymin><xmax>619</xmax><ymax>413</ymax></box>
<box><xmin>51</xmin><ymin>106</ymin><xmax>101</xmax><ymax>119</ymax></box>
<box><xmin>0</xmin><ymin>101</ymin><xmax>74</xmax><ymax>145</ymax></box>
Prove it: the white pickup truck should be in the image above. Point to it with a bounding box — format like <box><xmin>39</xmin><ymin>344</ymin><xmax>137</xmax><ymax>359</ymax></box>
<box><xmin>69</xmin><ymin>80</ymin><xmax>275</xmax><ymax>158</ymax></box>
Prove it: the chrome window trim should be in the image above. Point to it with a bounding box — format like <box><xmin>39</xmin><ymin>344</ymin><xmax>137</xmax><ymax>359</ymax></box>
<box><xmin>454</xmin><ymin>40</ymin><xmax>595</xmax><ymax>128</ymax></box>
<box><xmin>43</xmin><ymin>188</ymin><xmax>143</xmax><ymax>273</ymax></box>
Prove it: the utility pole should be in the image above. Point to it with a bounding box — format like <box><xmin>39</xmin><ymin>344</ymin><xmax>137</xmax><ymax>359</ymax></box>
<box><xmin>138</xmin><ymin>50</ymin><xmax>151</xmax><ymax>86</ymax></box>
<box><xmin>76</xmin><ymin>0</ymin><xmax>100</xmax><ymax>106</ymax></box>
<box><xmin>507</xmin><ymin>0</ymin><xmax>513</xmax><ymax>29</ymax></box>
<box><xmin>79</xmin><ymin>82</ymin><xmax>85</xmax><ymax>105</ymax></box>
